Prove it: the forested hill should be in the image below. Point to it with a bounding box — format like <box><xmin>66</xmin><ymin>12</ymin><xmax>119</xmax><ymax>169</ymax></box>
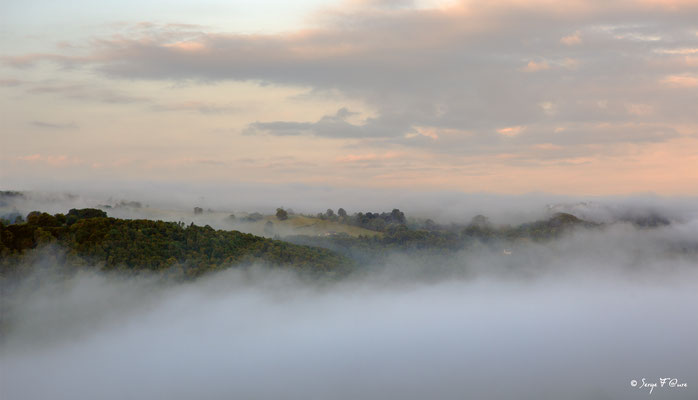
<box><xmin>0</xmin><ymin>209</ymin><xmax>351</xmax><ymax>278</ymax></box>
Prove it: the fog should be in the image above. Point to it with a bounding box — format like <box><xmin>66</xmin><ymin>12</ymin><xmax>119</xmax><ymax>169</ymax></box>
<box><xmin>3</xmin><ymin>186</ymin><xmax>698</xmax><ymax>230</ymax></box>
<box><xmin>2</xmin><ymin>212</ymin><xmax>697</xmax><ymax>400</ymax></box>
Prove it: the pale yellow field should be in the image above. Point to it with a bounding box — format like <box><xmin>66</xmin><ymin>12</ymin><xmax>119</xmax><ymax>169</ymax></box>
<box><xmin>241</xmin><ymin>214</ymin><xmax>382</xmax><ymax>238</ymax></box>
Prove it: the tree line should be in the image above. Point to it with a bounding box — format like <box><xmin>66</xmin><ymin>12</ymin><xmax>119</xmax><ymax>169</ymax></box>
<box><xmin>0</xmin><ymin>208</ymin><xmax>352</xmax><ymax>279</ymax></box>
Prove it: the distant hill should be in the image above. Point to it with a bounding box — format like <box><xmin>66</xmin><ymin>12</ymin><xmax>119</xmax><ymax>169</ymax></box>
<box><xmin>0</xmin><ymin>209</ymin><xmax>352</xmax><ymax>279</ymax></box>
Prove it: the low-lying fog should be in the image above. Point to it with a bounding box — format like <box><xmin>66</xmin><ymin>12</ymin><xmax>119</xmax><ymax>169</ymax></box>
<box><xmin>2</xmin><ymin>219</ymin><xmax>697</xmax><ymax>400</ymax></box>
<box><xmin>2</xmin><ymin>190</ymin><xmax>697</xmax><ymax>399</ymax></box>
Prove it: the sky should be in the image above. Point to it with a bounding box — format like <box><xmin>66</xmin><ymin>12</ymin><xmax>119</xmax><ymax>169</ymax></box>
<box><xmin>1</xmin><ymin>0</ymin><xmax>697</xmax><ymax>196</ymax></box>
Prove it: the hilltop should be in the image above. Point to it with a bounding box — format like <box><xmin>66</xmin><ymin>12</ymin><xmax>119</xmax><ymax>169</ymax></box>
<box><xmin>0</xmin><ymin>208</ymin><xmax>352</xmax><ymax>279</ymax></box>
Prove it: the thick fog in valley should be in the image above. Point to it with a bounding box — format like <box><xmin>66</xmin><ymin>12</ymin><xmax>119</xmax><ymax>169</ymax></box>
<box><xmin>1</xmin><ymin>191</ymin><xmax>697</xmax><ymax>399</ymax></box>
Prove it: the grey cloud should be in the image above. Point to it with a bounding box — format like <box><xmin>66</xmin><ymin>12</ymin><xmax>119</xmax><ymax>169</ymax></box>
<box><xmin>245</xmin><ymin>108</ymin><xmax>408</xmax><ymax>138</ymax></box>
<box><xmin>194</xmin><ymin>159</ymin><xmax>226</xmax><ymax>166</ymax></box>
<box><xmin>1</xmin><ymin>53</ymin><xmax>85</xmax><ymax>69</ymax></box>
<box><xmin>27</xmin><ymin>82</ymin><xmax>149</xmax><ymax>104</ymax></box>
<box><xmin>150</xmin><ymin>101</ymin><xmax>237</xmax><ymax>115</ymax></box>
<box><xmin>0</xmin><ymin>78</ymin><xmax>24</xmax><ymax>87</ymax></box>
<box><xmin>367</xmin><ymin>120</ymin><xmax>680</xmax><ymax>161</ymax></box>
<box><xmin>244</xmin><ymin>121</ymin><xmax>312</xmax><ymax>136</ymax></box>
<box><xmin>31</xmin><ymin>120</ymin><xmax>78</xmax><ymax>130</ymax></box>
<box><xmin>3</xmin><ymin>3</ymin><xmax>698</xmax><ymax>153</ymax></box>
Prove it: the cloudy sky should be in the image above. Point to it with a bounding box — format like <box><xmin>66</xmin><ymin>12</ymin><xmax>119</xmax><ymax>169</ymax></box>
<box><xmin>1</xmin><ymin>0</ymin><xmax>697</xmax><ymax>195</ymax></box>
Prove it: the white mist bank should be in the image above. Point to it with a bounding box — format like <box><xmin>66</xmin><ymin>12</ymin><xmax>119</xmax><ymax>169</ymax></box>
<box><xmin>1</xmin><ymin>271</ymin><xmax>696</xmax><ymax>400</ymax></box>
<box><xmin>1</xmin><ymin>199</ymin><xmax>697</xmax><ymax>399</ymax></box>
<box><xmin>2</xmin><ymin>242</ymin><xmax>697</xmax><ymax>400</ymax></box>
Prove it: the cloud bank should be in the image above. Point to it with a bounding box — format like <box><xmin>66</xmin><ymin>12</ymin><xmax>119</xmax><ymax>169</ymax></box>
<box><xmin>1</xmin><ymin>206</ymin><xmax>697</xmax><ymax>400</ymax></box>
<box><xmin>5</xmin><ymin>1</ymin><xmax>697</xmax><ymax>149</ymax></box>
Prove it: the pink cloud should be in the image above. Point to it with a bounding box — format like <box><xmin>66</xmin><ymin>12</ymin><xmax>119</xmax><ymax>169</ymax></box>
<box><xmin>163</xmin><ymin>41</ymin><xmax>207</xmax><ymax>52</ymax></box>
<box><xmin>497</xmin><ymin>126</ymin><xmax>524</xmax><ymax>136</ymax></box>
<box><xmin>661</xmin><ymin>74</ymin><xmax>698</xmax><ymax>87</ymax></box>
<box><xmin>336</xmin><ymin>152</ymin><xmax>400</xmax><ymax>162</ymax></box>
<box><xmin>560</xmin><ymin>31</ymin><xmax>581</xmax><ymax>45</ymax></box>
<box><xmin>18</xmin><ymin>154</ymin><xmax>42</xmax><ymax>161</ymax></box>
<box><xmin>656</xmin><ymin>47</ymin><xmax>698</xmax><ymax>55</ymax></box>
<box><xmin>17</xmin><ymin>154</ymin><xmax>82</xmax><ymax>167</ymax></box>
<box><xmin>533</xmin><ymin>143</ymin><xmax>563</xmax><ymax>150</ymax></box>
<box><xmin>523</xmin><ymin>60</ymin><xmax>550</xmax><ymax>72</ymax></box>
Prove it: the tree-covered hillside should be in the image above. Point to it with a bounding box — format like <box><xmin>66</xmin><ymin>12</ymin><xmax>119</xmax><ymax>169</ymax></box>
<box><xmin>0</xmin><ymin>209</ymin><xmax>351</xmax><ymax>278</ymax></box>
<box><xmin>285</xmin><ymin>212</ymin><xmax>600</xmax><ymax>264</ymax></box>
